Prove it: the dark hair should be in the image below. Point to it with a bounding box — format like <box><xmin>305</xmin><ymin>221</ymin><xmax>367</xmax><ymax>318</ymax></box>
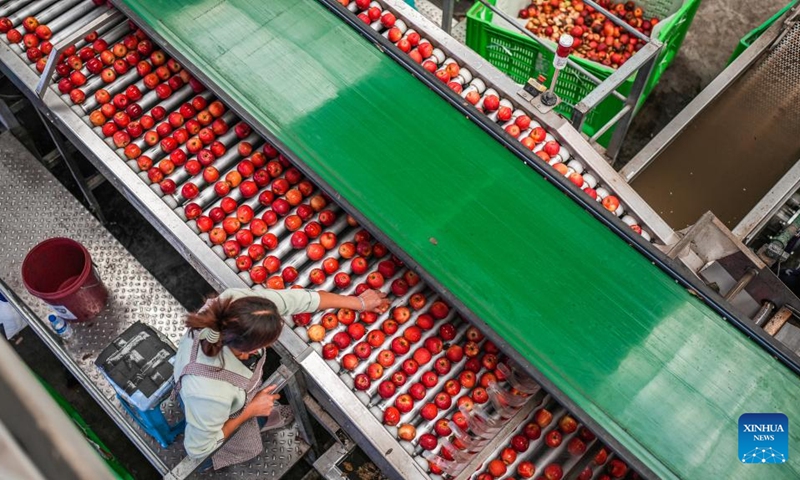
<box><xmin>185</xmin><ymin>296</ymin><xmax>283</xmax><ymax>357</ymax></box>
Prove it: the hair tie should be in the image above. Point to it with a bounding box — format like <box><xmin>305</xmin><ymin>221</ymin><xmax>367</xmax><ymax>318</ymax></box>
<box><xmin>199</xmin><ymin>327</ymin><xmax>221</xmax><ymax>344</ymax></box>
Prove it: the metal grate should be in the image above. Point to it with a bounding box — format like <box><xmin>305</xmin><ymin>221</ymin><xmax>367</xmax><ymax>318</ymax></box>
<box><xmin>414</xmin><ymin>0</ymin><xmax>467</xmax><ymax>42</ymax></box>
<box><xmin>0</xmin><ymin>133</ymin><xmax>308</xmax><ymax>477</ymax></box>
<box><xmin>740</xmin><ymin>22</ymin><xmax>800</xmax><ymax>140</ymax></box>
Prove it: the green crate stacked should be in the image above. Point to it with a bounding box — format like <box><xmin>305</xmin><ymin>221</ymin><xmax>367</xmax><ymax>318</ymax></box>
<box><xmin>466</xmin><ymin>0</ymin><xmax>701</xmax><ymax>146</ymax></box>
<box><xmin>729</xmin><ymin>0</ymin><xmax>799</xmax><ymax>63</ymax></box>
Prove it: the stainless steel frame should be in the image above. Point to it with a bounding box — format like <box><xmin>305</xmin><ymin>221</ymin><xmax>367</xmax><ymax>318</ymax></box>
<box><xmin>0</xmin><ymin>2</ymin><xmax>690</xmax><ymax>479</ymax></box>
<box><xmin>0</xmin><ymin>292</ymin><xmax>116</xmax><ymax>480</ymax></box>
<box><xmin>0</xmin><ymin>12</ymin><xmax>431</xmax><ymax>480</ymax></box>
<box><xmin>35</xmin><ymin>9</ymin><xmax>123</xmax><ymax>97</ymax></box>
<box><xmin>734</xmin><ymin>157</ymin><xmax>800</xmax><ymax>243</ymax></box>
<box><xmin>381</xmin><ymin>0</ymin><xmax>678</xmax><ymax>245</ymax></box>
<box><xmin>474</xmin><ymin>0</ymin><xmax>664</xmax><ymax>161</ymax></box>
<box><xmin>620</xmin><ymin>8</ymin><xmax>796</xmax><ymax>181</ymax></box>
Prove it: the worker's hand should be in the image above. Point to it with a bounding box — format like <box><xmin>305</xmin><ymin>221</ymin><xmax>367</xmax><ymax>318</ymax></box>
<box><xmin>245</xmin><ymin>385</ymin><xmax>280</xmax><ymax>418</ymax></box>
<box><xmin>359</xmin><ymin>289</ymin><xmax>390</xmax><ymax>314</ymax></box>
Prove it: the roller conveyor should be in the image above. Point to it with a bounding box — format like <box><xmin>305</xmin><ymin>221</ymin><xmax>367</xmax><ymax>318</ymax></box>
<box><xmin>0</xmin><ymin>1</ymin><xmax>798</xmax><ymax>479</ymax></box>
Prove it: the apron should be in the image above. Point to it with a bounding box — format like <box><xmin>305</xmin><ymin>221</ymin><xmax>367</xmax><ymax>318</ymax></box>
<box><xmin>174</xmin><ymin>333</ymin><xmax>266</xmax><ymax>470</ymax></box>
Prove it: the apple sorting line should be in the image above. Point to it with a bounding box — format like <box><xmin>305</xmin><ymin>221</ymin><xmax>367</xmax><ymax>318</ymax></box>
<box><xmin>344</xmin><ymin>0</ymin><xmax>653</xmax><ymax>242</ymax></box>
<box><xmin>0</xmin><ymin>0</ymin><xmax>649</xmax><ymax>478</ymax></box>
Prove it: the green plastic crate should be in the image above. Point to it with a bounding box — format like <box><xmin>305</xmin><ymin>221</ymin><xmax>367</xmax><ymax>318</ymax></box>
<box><xmin>466</xmin><ymin>0</ymin><xmax>701</xmax><ymax>146</ymax></box>
<box><xmin>38</xmin><ymin>378</ymin><xmax>135</xmax><ymax>480</ymax></box>
<box><xmin>728</xmin><ymin>0</ymin><xmax>798</xmax><ymax>63</ymax></box>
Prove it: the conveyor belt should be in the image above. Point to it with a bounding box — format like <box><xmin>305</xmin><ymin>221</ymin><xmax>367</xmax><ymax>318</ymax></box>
<box><xmin>0</xmin><ymin>133</ymin><xmax>309</xmax><ymax>478</ymax></box>
<box><xmin>112</xmin><ymin>0</ymin><xmax>800</xmax><ymax>478</ymax></box>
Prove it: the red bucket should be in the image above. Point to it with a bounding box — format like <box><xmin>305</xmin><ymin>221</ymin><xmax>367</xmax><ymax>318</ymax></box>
<box><xmin>21</xmin><ymin>238</ymin><xmax>108</xmax><ymax>322</ymax></box>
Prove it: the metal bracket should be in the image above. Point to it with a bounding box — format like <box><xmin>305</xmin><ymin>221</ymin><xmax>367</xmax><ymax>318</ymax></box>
<box><xmin>312</xmin><ymin>437</ymin><xmax>356</xmax><ymax>479</ymax></box>
<box><xmin>35</xmin><ymin>9</ymin><xmax>123</xmax><ymax>99</ymax></box>
<box><xmin>36</xmin><ymin>110</ymin><xmax>108</xmax><ymax>224</ymax></box>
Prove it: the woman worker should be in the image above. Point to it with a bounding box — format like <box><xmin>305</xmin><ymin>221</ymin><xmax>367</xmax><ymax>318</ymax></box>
<box><xmin>174</xmin><ymin>287</ymin><xmax>390</xmax><ymax>470</ymax></box>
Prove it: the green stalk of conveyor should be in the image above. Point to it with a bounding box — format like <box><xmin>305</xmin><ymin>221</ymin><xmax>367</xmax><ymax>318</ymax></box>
<box><xmin>115</xmin><ymin>0</ymin><xmax>800</xmax><ymax>478</ymax></box>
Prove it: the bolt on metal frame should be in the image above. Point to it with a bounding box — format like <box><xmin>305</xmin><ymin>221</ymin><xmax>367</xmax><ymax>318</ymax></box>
<box><xmin>454</xmin><ymin>0</ymin><xmax>663</xmax><ymax>161</ymax></box>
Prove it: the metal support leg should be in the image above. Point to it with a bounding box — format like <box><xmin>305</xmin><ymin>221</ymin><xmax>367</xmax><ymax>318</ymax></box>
<box><xmin>36</xmin><ymin>111</ymin><xmax>107</xmax><ymax>224</ymax></box>
<box><xmin>0</xmin><ymin>99</ymin><xmax>42</xmax><ymax>160</ymax></box>
<box><xmin>605</xmin><ymin>54</ymin><xmax>658</xmax><ymax>160</ymax></box>
<box><xmin>282</xmin><ymin>363</ymin><xmax>321</xmax><ymax>459</ymax></box>
<box><xmin>441</xmin><ymin>0</ymin><xmax>454</xmax><ymax>34</ymax></box>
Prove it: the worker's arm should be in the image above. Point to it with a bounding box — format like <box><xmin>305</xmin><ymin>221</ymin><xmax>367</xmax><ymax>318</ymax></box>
<box><xmin>221</xmin><ymin>287</ymin><xmax>389</xmax><ymax>315</ymax></box>
<box><xmin>221</xmin><ymin>386</ymin><xmax>279</xmax><ymax>438</ymax></box>
<box><xmin>317</xmin><ymin>290</ymin><xmax>389</xmax><ymax>313</ymax></box>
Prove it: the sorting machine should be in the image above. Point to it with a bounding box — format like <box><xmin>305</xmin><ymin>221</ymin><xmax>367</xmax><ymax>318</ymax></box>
<box><xmin>0</xmin><ymin>0</ymin><xmax>799</xmax><ymax>479</ymax></box>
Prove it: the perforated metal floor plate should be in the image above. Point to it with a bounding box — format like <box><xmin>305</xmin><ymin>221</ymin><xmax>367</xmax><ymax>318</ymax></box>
<box><xmin>414</xmin><ymin>0</ymin><xmax>466</xmax><ymax>43</ymax></box>
<box><xmin>0</xmin><ymin>132</ymin><xmax>308</xmax><ymax>478</ymax></box>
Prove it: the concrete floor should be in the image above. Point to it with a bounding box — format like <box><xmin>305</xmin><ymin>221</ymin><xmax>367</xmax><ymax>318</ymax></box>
<box><xmin>1</xmin><ymin>0</ymin><xmax>794</xmax><ymax>478</ymax></box>
<box><xmin>618</xmin><ymin>0</ymin><xmax>790</xmax><ymax>164</ymax></box>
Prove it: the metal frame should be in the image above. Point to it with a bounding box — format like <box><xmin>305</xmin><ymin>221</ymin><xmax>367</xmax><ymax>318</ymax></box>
<box><xmin>620</xmin><ymin>7</ymin><xmax>796</xmax><ymax>181</ymax></box>
<box><xmin>36</xmin><ymin>110</ymin><xmax>107</xmax><ymax>223</ymax></box>
<box><xmin>378</xmin><ymin>0</ymin><xmax>678</xmax><ymax>245</ymax></box>
<box><xmin>473</xmin><ymin>0</ymin><xmax>663</xmax><ymax>161</ymax></box>
<box><xmin>105</xmin><ymin>1</ymin><xmax>800</xmax><ymax>478</ymax></box>
<box><xmin>0</xmin><ymin>292</ymin><xmax>116</xmax><ymax>480</ymax></box>
<box><xmin>0</xmin><ymin>279</ymin><xmax>170</xmax><ymax>474</ymax></box>
<box><xmin>0</xmin><ymin>18</ymin><xmax>429</xmax><ymax>480</ymax></box>
<box><xmin>35</xmin><ymin>9</ymin><xmax>123</xmax><ymax>97</ymax></box>
<box><xmin>440</xmin><ymin>0</ymin><xmax>454</xmax><ymax>34</ymax></box>
<box><xmin>3</xmin><ymin>3</ymin><xmax>797</xmax><ymax>480</ymax></box>
<box><xmin>734</xmin><ymin>157</ymin><xmax>800</xmax><ymax>243</ymax></box>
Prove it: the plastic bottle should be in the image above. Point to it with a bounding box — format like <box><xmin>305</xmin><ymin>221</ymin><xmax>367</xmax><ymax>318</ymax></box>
<box><xmin>0</xmin><ymin>291</ymin><xmax>25</xmax><ymax>339</ymax></box>
<box><xmin>47</xmin><ymin>314</ymin><xmax>73</xmax><ymax>340</ymax></box>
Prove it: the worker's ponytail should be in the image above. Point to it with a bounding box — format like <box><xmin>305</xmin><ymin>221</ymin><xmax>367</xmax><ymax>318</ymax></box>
<box><xmin>185</xmin><ymin>295</ymin><xmax>283</xmax><ymax>357</ymax></box>
<box><xmin>185</xmin><ymin>296</ymin><xmax>229</xmax><ymax>356</ymax></box>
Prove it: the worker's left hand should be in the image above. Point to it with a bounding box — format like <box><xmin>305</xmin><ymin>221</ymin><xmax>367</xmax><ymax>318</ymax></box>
<box><xmin>246</xmin><ymin>385</ymin><xmax>280</xmax><ymax>418</ymax></box>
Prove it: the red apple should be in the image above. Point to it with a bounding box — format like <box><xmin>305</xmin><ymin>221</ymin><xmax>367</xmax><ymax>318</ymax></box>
<box><xmin>429</xmin><ymin>301</ymin><xmax>449</xmax><ymax>319</ymax></box>
<box><xmin>434</xmin><ymin>392</ymin><xmax>451</xmax><ymax>410</ymax></box>
<box><xmin>332</xmin><ymin>332</ymin><xmax>351</xmax><ymax>349</ymax></box>
<box><xmin>394</xmin><ymin>394</ymin><xmax>414</xmax><ymax>413</ymax></box>
<box><xmin>401</xmin><ymin>358</ymin><xmax>418</xmax><ymax>376</ymax></box>
<box><xmin>333</xmin><ymin>272</ymin><xmax>351</xmax><ymax>289</ymax></box>
<box><xmin>535</xmin><ymin>409</ymin><xmax>553</xmax><ymax>428</ymax></box>
<box><xmin>517</xmin><ymin>461</ymin><xmax>536</xmax><ymax>479</ymax></box>
<box><xmin>434</xmin><ymin>418</ymin><xmax>452</xmax><ymax>437</ymax></box>
<box><xmin>322</xmin><ymin>343</ymin><xmax>339</xmax><ymax>360</ymax></box>
<box><xmin>413</xmin><ymin>347</ymin><xmax>431</xmax><ymax>365</ymax></box>
<box><xmin>366</xmin><ymin>330</ymin><xmax>385</xmax><ymax>349</ymax></box>
<box><xmin>487</xmin><ymin>459</ymin><xmax>507</xmax><ymax>478</ymax></box>
<box><xmin>354</xmin><ymin>373</ymin><xmax>370</xmax><ymax>391</ymax></box>
<box><xmin>378</xmin><ymin>380</ymin><xmax>396</xmax><ymax>399</ymax></box>
<box><xmin>472</xmin><ymin>387</ymin><xmax>488</xmax><ymax>404</ymax></box>
<box><xmin>545</xmin><ymin>430</ymin><xmax>562</xmax><ymax>448</ymax></box>
<box><xmin>341</xmin><ymin>353</ymin><xmax>359</xmax><ymax>371</ymax></box>
<box><xmin>439</xmin><ymin>323</ymin><xmax>456</xmax><ymax>341</ymax></box>
<box><xmin>337</xmin><ymin>308</ymin><xmax>356</xmax><ymax>325</ymax></box>
<box><xmin>366</xmin><ymin>362</ymin><xmax>383</xmax><ymax>380</ymax></box>
<box><xmin>391</xmin><ymin>371</ymin><xmax>407</xmax><ymax>387</ymax></box>
<box><xmin>543</xmin><ymin>464</ymin><xmax>563</xmax><ymax>480</ymax></box>
<box><xmin>444</xmin><ymin>346</ymin><xmax>463</xmax><ymax>364</ymax></box>
<box><xmin>353</xmin><ymin>342</ymin><xmax>372</xmax><ymax>360</ymax></box>
<box><xmin>348</xmin><ymin>323</ymin><xmax>366</xmax><ymax>341</ymax></box>
<box><xmin>376</xmin><ymin>349</ymin><xmax>395</xmax><ymax>367</ymax></box>
<box><xmin>567</xmin><ymin>437</ymin><xmax>586</xmax><ymax>456</ymax></box>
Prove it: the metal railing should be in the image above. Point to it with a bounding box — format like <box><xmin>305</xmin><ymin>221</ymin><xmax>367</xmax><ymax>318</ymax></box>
<box><xmin>441</xmin><ymin>0</ymin><xmax>662</xmax><ymax>161</ymax></box>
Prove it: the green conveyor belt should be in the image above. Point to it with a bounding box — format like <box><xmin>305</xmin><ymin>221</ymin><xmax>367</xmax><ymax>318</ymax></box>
<box><xmin>117</xmin><ymin>0</ymin><xmax>800</xmax><ymax>477</ymax></box>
